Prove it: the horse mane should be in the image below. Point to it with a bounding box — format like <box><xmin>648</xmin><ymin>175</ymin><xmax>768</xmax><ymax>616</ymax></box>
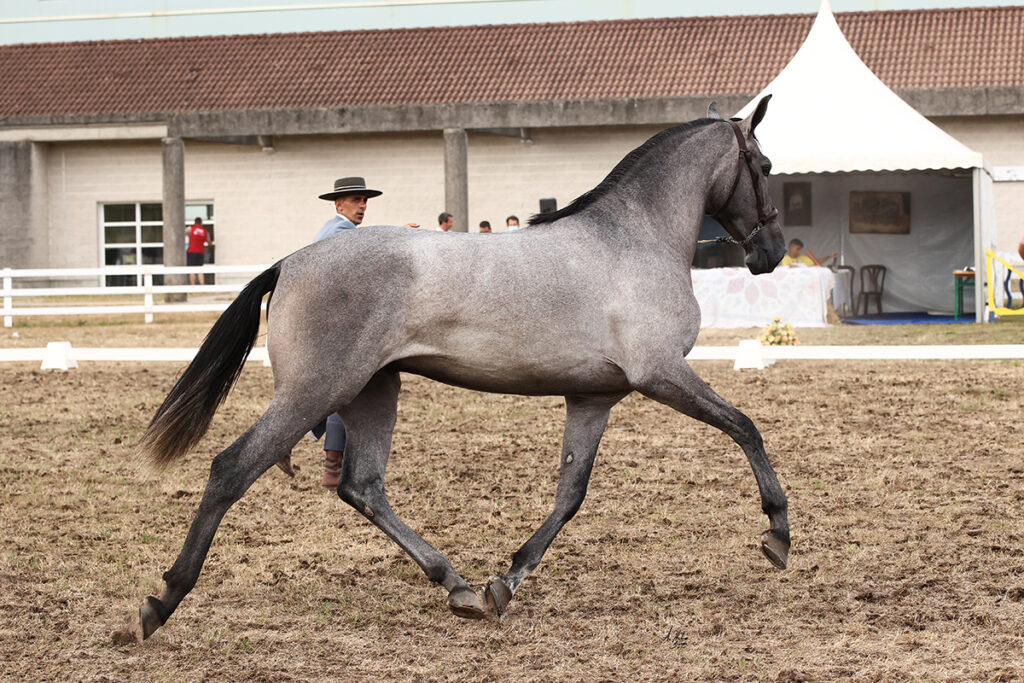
<box><xmin>528</xmin><ymin>118</ymin><xmax>718</xmax><ymax>226</ymax></box>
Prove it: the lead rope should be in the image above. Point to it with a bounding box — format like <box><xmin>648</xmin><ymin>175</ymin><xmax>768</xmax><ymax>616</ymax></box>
<box><xmin>697</xmin><ymin>220</ymin><xmax>766</xmax><ymax>247</ymax></box>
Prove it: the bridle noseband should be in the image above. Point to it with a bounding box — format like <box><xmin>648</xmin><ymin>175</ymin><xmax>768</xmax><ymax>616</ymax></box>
<box><xmin>699</xmin><ymin>120</ymin><xmax>779</xmax><ymax>248</ymax></box>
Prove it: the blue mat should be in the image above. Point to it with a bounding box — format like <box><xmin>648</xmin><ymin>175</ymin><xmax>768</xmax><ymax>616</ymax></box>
<box><xmin>843</xmin><ymin>311</ymin><xmax>974</xmax><ymax>325</ymax></box>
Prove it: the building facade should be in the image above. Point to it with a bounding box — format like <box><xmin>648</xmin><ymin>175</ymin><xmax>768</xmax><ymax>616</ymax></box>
<box><xmin>1</xmin><ymin>8</ymin><xmax>1022</xmax><ymax>281</ymax></box>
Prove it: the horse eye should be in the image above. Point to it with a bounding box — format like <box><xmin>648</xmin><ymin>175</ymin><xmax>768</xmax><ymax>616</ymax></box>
<box><xmin>762</xmin><ymin>163</ymin><xmax>772</xmax><ymax>177</ymax></box>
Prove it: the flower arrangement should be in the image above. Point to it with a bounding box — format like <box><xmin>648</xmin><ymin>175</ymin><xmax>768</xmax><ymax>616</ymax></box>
<box><xmin>758</xmin><ymin>317</ymin><xmax>798</xmax><ymax>346</ymax></box>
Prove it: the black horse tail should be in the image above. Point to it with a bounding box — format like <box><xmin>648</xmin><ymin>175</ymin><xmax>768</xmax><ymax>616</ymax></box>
<box><xmin>139</xmin><ymin>263</ymin><xmax>281</xmax><ymax>468</ymax></box>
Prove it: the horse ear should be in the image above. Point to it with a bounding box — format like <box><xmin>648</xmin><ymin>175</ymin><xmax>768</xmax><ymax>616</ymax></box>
<box><xmin>706</xmin><ymin>101</ymin><xmax>723</xmax><ymax>120</ymax></box>
<box><xmin>749</xmin><ymin>94</ymin><xmax>772</xmax><ymax>133</ymax></box>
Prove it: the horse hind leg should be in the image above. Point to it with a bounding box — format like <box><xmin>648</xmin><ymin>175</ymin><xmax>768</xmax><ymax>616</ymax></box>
<box><xmin>138</xmin><ymin>397</ymin><xmax>313</xmax><ymax>639</ymax></box>
<box><xmin>634</xmin><ymin>361</ymin><xmax>790</xmax><ymax>570</ymax></box>
<box><xmin>336</xmin><ymin>371</ymin><xmax>486</xmax><ymax>619</ymax></box>
<box><xmin>484</xmin><ymin>393</ymin><xmax>625</xmax><ymax>618</ymax></box>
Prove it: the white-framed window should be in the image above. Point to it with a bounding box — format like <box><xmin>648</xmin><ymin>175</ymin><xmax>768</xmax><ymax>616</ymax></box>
<box><xmin>99</xmin><ymin>202</ymin><xmax>215</xmax><ymax>286</ymax></box>
<box><xmin>101</xmin><ymin>203</ymin><xmax>163</xmax><ymax>287</ymax></box>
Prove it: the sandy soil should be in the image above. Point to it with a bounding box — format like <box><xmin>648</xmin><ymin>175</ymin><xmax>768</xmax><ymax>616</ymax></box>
<box><xmin>1</xmin><ymin>319</ymin><xmax>1023</xmax><ymax>681</ymax></box>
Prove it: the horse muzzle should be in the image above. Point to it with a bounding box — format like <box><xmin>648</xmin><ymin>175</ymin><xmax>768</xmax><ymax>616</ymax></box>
<box><xmin>745</xmin><ymin>249</ymin><xmax>773</xmax><ymax>275</ymax></box>
<box><xmin>743</xmin><ymin>219</ymin><xmax>786</xmax><ymax>275</ymax></box>
<box><xmin>744</xmin><ymin>240</ymin><xmax>786</xmax><ymax>275</ymax></box>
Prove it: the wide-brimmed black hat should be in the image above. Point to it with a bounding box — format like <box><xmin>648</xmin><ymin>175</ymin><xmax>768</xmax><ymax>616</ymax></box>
<box><xmin>318</xmin><ymin>176</ymin><xmax>383</xmax><ymax>201</ymax></box>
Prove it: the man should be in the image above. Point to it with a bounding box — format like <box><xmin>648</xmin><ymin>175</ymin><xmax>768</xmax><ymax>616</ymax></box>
<box><xmin>438</xmin><ymin>212</ymin><xmax>453</xmax><ymax>232</ymax></box>
<box><xmin>478</xmin><ymin>220</ymin><xmax>492</xmax><ymax>233</ymax></box>
<box><xmin>506</xmin><ymin>215</ymin><xmax>520</xmax><ymax>232</ymax></box>
<box><xmin>314</xmin><ymin>176</ymin><xmax>380</xmax><ymax>241</ymax></box>
<box><xmin>780</xmin><ymin>238</ymin><xmax>837</xmax><ymax>267</ymax></box>
<box><xmin>311</xmin><ymin>176</ymin><xmax>382</xmax><ymax>488</ymax></box>
<box><xmin>301</xmin><ymin>177</ymin><xmax>419</xmax><ymax>486</ymax></box>
<box><xmin>186</xmin><ymin>218</ymin><xmax>212</xmax><ymax>285</ymax></box>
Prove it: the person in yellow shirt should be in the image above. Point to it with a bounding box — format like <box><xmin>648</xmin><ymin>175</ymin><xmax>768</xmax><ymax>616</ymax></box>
<box><xmin>780</xmin><ymin>238</ymin><xmax>837</xmax><ymax>267</ymax></box>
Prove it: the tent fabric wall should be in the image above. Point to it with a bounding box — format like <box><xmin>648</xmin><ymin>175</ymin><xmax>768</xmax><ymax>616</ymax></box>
<box><xmin>772</xmin><ymin>171</ymin><xmax>974</xmax><ymax>314</ymax></box>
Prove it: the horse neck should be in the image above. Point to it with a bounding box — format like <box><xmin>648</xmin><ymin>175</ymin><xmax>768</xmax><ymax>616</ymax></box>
<box><xmin>583</xmin><ymin>124</ymin><xmax>733</xmax><ymax>260</ymax></box>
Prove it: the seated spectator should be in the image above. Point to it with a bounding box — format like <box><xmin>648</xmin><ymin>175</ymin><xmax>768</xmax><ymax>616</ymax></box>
<box><xmin>780</xmin><ymin>238</ymin><xmax>837</xmax><ymax>267</ymax></box>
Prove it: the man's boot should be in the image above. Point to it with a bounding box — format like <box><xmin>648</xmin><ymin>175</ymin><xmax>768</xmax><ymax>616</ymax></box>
<box><xmin>322</xmin><ymin>449</ymin><xmax>343</xmax><ymax>489</ymax></box>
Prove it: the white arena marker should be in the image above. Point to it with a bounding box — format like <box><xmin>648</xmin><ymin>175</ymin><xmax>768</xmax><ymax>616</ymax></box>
<box><xmin>733</xmin><ymin>339</ymin><xmax>767</xmax><ymax>370</ymax></box>
<box><xmin>40</xmin><ymin>341</ymin><xmax>77</xmax><ymax>371</ymax></box>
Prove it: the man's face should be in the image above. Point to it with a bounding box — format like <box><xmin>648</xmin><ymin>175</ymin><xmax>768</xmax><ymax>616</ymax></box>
<box><xmin>507</xmin><ymin>219</ymin><xmax>519</xmax><ymax>229</ymax></box>
<box><xmin>788</xmin><ymin>243</ymin><xmax>802</xmax><ymax>258</ymax></box>
<box><xmin>441</xmin><ymin>216</ymin><xmax>453</xmax><ymax>231</ymax></box>
<box><xmin>335</xmin><ymin>194</ymin><xmax>368</xmax><ymax>225</ymax></box>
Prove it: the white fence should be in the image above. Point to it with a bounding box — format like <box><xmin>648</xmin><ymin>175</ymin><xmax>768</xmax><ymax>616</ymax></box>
<box><xmin>2</xmin><ymin>341</ymin><xmax>1023</xmax><ymax>371</ymax></box>
<box><xmin>1</xmin><ymin>264</ymin><xmax>270</xmax><ymax>327</ymax></box>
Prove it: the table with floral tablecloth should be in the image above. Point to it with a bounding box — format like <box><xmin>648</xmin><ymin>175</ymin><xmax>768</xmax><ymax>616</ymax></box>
<box><xmin>691</xmin><ymin>266</ymin><xmax>835</xmax><ymax>328</ymax></box>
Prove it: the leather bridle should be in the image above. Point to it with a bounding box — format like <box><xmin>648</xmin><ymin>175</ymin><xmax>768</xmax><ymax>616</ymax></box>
<box><xmin>700</xmin><ymin>120</ymin><xmax>779</xmax><ymax>248</ymax></box>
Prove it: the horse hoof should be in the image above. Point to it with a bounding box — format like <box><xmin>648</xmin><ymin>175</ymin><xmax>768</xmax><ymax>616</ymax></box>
<box><xmin>484</xmin><ymin>576</ymin><xmax>513</xmax><ymax>617</ymax></box>
<box><xmin>275</xmin><ymin>455</ymin><xmax>295</xmax><ymax>478</ymax></box>
<box><xmin>447</xmin><ymin>587</ymin><xmax>486</xmax><ymax>620</ymax></box>
<box><xmin>139</xmin><ymin>596</ymin><xmax>166</xmax><ymax>640</ymax></box>
<box><xmin>760</xmin><ymin>529</ymin><xmax>789</xmax><ymax>570</ymax></box>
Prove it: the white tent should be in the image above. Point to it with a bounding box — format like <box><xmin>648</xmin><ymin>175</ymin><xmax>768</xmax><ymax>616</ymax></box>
<box><xmin>735</xmin><ymin>0</ymin><xmax>995</xmax><ymax>320</ymax></box>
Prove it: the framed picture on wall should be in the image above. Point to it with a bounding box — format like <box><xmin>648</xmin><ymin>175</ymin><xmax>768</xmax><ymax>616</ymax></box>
<box><xmin>849</xmin><ymin>191</ymin><xmax>911</xmax><ymax>234</ymax></box>
<box><xmin>783</xmin><ymin>182</ymin><xmax>812</xmax><ymax>225</ymax></box>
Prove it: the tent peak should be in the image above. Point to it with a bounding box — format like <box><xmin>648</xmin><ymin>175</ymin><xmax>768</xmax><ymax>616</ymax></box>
<box><xmin>733</xmin><ymin>0</ymin><xmax>983</xmax><ymax>174</ymax></box>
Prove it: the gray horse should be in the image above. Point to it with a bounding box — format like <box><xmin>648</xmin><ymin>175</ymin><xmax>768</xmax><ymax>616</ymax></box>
<box><xmin>137</xmin><ymin>97</ymin><xmax>789</xmax><ymax>639</ymax></box>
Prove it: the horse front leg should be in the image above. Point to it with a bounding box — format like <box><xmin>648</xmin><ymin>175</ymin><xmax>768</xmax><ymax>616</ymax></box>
<box><xmin>633</xmin><ymin>361</ymin><xmax>790</xmax><ymax>569</ymax></box>
<box><xmin>139</xmin><ymin>400</ymin><xmax>311</xmax><ymax>639</ymax></box>
<box><xmin>484</xmin><ymin>392</ymin><xmax>626</xmax><ymax>617</ymax></box>
<box><xmin>336</xmin><ymin>371</ymin><xmax>487</xmax><ymax>619</ymax></box>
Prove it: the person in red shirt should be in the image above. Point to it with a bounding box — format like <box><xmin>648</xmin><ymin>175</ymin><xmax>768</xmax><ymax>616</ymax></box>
<box><xmin>186</xmin><ymin>218</ymin><xmax>212</xmax><ymax>285</ymax></box>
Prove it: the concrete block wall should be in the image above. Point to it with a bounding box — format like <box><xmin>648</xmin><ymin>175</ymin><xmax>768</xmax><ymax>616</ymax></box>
<box><xmin>44</xmin><ymin>139</ymin><xmax>163</xmax><ymax>269</ymax></box>
<box><xmin>32</xmin><ymin>125</ymin><xmax>666</xmax><ymax>270</ymax></box>
<box><xmin>41</xmin><ymin>133</ymin><xmax>446</xmax><ymax>268</ymax></box>
<box><xmin>182</xmin><ymin>132</ymin><xmax>444</xmax><ymax>263</ymax></box>
<box><xmin>934</xmin><ymin>115</ymin><xmax>1024</xmax><ymax>254</ymax></box>
<box><xmin>466</xmin><ymin>125</ymin><xmax>662</xmax><ymax>231</ymax></box>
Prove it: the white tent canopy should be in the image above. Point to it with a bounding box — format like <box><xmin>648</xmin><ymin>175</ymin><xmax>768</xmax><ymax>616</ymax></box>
<box><xmin>734</xmin><ymin>0</ymin><xmax>982</xmax><ymax>174</ymax></box>
<box><xmin>733</xmin><ymin>0</ymin><xmax>993</xmax><ymax>321</ymax></box>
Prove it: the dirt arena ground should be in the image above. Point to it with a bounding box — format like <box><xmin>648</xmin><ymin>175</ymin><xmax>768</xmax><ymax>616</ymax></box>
<box><xmin>1</xmin><ymin>316</ymin><xmax>1023</xmax><ymax>681</ymax></box>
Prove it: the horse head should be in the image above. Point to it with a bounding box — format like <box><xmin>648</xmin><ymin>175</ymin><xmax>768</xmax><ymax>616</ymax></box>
<box><xmin>706</xmin><ymin>96</ymin><xmax>786</xmax><ymax>275</ymax></box>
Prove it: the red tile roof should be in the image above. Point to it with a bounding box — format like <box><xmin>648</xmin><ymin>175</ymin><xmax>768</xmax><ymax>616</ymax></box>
<box><xmin>1</xmin><ymin>6</ymin><xmax>1021</xmax><ymax>119</ymax></box>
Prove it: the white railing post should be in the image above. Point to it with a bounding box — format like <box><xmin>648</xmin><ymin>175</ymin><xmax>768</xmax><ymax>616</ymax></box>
<box><xmin>143</xmin><ymin>267</ymin><xmax>154</xmax><ymax>323</ymax></box>
<box><xmin>3</xmin><ymin>268</ymin><xmax>12</xmax><ymax>328</ymax></box>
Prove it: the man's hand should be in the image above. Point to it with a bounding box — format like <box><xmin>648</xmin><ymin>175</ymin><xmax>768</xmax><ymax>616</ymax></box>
<box><xmin>404</xmin><ymin>222</ymin><xmax>420</xmax><ymax>228</ymax></box>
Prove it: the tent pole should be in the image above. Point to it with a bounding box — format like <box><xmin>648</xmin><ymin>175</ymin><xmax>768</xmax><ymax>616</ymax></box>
<box><xmin>972</xmin><ymin>167</ymin><xmax>986</xmax><ymax>324</ymax></box>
